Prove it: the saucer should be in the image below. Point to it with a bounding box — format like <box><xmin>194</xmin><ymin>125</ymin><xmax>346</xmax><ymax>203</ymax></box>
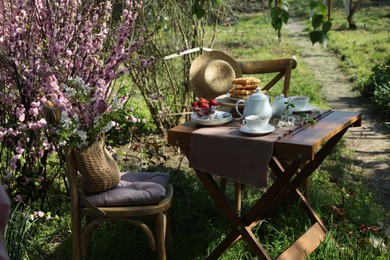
<box><xmin>293</xmin><ymin>105</ymin><xmax>316</xmax><ymax>113</ymax></box>
<box><xmin>239</xmin><ymin>124</ymin><xmax>275</xmax><ymax>135</ymax></box>
<box><xmin>191</xmin><ymin>111</ymin><xmax>233</xmax><ymax>126</ymax></box>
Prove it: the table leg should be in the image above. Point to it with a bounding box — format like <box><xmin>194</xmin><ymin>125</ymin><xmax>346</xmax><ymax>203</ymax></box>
<box><xmin>303</xmin><ymin>179</ymin><xmax>310</xmax><ymax>201</ymax></box>
<box><xmin>197</xmin><ymin>161</ymin><xmax>304</xmax><ymax>259</ymax></box>
<box><xmin>195</xmin><ymin>170</ymin><xmax>272</xmax><ymax>260</ymax></box>
<box><xmin>234</xmin><ymin>182</ymin><xmax>242</xmax><ymax>214</ymax></box>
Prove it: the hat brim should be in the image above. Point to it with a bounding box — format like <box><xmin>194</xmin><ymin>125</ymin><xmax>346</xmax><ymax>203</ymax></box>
<box><xmin>189</xmin><ymin>51</ymin><xmax>242</xmax><ymax>98</ymax></box>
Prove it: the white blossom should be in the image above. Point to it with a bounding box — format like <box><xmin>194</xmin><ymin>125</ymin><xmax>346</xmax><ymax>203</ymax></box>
<box><xmin>102</xmin><ymin>121</ymin><xmax>116</xmax><ymax>133</ymax></box>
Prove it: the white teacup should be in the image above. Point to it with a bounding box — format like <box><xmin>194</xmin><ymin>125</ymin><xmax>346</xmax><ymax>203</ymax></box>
<box><xmin>243</xmin><ymin>115</ymin><xmax>270</xmax><ymax>131</ymax></box>
<box><xmin>290</xmin><ymin>96</ymin><xmax>310</xmax><ymax>109</ymax></box>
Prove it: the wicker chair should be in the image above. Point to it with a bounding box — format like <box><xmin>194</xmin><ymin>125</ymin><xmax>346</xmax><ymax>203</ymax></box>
<box><xmin>43</xmin><ymin>103</ymin><xmax>173</xmax><ymax>260</ymax></box>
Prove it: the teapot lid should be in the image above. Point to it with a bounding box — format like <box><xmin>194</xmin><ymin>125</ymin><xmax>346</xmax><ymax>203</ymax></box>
<box><xmin>248</xmin><ymin>88</ymin><xmax>267</xmax><ymax>100</ymax></box>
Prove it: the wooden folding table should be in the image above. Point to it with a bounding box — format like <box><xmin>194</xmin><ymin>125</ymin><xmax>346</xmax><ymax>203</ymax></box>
<box><xmin>168</xmin><ymin>110</ymin><xmax>361</xmax><ymax>259</ymax></box>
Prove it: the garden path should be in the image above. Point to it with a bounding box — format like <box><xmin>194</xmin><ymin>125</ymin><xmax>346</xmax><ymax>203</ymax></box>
<box><xmin>286</xmin><ymin>19</ymin><xmax>390</xmax><ymax>214</ymax></box>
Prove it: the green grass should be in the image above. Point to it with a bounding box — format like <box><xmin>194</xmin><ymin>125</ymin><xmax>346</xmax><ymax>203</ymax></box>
<box><xmin>327</xmin><ymin>5</ymin><xmax>390</xmax><ymax>88</ymax></box>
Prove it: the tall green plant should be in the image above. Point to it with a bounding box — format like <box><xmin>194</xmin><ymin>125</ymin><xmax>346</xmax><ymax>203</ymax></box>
<box><xmin>4</xmin><ymin>203</ymin><xmax>38</xmax><ymax>259</ymax></box>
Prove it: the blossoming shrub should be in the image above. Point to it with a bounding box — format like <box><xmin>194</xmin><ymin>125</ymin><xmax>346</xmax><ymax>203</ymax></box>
<box><xmin>0</xmin><ymin>0</ymin><xmax>148</xmax><ymax>205</ymax></box>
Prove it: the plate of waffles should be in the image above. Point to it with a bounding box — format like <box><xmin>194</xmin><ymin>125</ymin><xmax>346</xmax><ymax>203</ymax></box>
<box><xmin>227</xmin><ymin>77</ymin><xmax>266</xmax><ymax>100</ymax></box>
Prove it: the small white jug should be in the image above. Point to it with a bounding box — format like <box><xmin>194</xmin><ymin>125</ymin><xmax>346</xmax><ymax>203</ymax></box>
<box><xmin>271</xmin><ymin>94</ymin><xmax>289</xmax><ymax>117</ymax></box>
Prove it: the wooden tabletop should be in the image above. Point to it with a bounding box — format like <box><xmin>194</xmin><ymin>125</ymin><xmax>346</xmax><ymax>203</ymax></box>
<box><xmin>168</xmin><ymin>110</ymin><xmax>362</xmax><ymax>161</ymax></box>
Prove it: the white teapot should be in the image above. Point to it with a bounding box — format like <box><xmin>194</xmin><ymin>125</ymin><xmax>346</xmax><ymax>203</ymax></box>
<box><xmin>235</xmin><ymin>89</ymin><xmax>272</xmax><ymax>118</ymax></box>
<box><xmin>271</xmin><ymin>94</ymin><xmax>288</xmax><ymax>116</ymax></box>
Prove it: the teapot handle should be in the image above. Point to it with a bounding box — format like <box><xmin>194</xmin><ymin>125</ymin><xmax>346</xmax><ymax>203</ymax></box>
<box><xmin>235</xmin><ymin>99</ymin><xmax>245</xmax><ymax>118</ymax></box>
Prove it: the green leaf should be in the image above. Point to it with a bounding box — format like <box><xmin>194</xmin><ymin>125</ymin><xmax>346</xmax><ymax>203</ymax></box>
<box><xmin>196</xmin><ymin>8</ymin><xmax>206</xmax><ymax>19</ymax></box>
<box><xmin>214</xmin><ymin>0</ymin><xmax>222</xmax><ymax>5</ymax></box>
<box><xmin>270</xmin><ymin>7</ymin><xmax>282</xmax><ymax>17</ymax></box>
<box><xmin>310</xmin><ymin>1</ymin><xmax>319</xmax><ymax>9</ymax></box>
<box><xmin>281</xmin><ymin>11</ymin><xmax>289</xmax><ymax>24</ymax></box>
<box><xmin>318</xmin><ymin>3</ymin><xmax>327</xmax><ymax>15</ymax></box>
<box><xmin>272</xmin><ymin>17</ymin><xmax>283</xmax><ymax>31</ymax></box>
<box><xmin>191</xmin><ymin>1</ymin><xmax>206</xmax><ymax>19</ymax></box>
<box><xmin>311</xmin><ymin>14</ymin><xmax>324</xmax><ymax>29</ymax></box>
<box><xmin>281</xmin><ymin>1</ymin><xmax>289</xmax><ymax>11</ymax></box>
<box><xmin>309</xmin><ymin>31</ymin><xmax>323</xmax><ymax>45</ymax></box>
<box><xmin>191</xmin><ymin>3</ymin><xmax>197</xmax><ymax>16</ymax></box>
<box><xmin>322</xmin><ymin>20</ymin><xmax>332</xmax><ymax>33</ymax></box>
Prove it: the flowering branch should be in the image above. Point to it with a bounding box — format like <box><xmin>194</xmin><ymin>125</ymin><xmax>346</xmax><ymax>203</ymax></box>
<box><xmin>0</xmin><ymin>0</ymin><xmax>148</xmax><ymax>204</ymax></box>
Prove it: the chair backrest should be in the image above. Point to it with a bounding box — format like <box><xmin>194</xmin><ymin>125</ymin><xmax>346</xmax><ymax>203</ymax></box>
<box><xmin>237</xmin><ymin>58</ymin><xmax>297</xmax><ymax>97</ymax></box>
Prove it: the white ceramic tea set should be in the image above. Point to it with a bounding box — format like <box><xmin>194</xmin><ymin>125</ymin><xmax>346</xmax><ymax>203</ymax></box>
<box><xmin>234</xmin><ymin>89</ymin><xmax>315</xmax><ymax>135</ymax></box>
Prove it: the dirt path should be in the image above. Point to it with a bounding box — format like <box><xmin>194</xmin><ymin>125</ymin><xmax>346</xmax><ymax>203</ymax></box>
<box><xmin>286</xmin><ymin>19</ymin><xmax>390</xmax><ymax>212</ymax></box>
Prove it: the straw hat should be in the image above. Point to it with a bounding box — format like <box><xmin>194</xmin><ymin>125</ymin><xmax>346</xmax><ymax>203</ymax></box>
<box><xmin>189</xmin><ymin>51</ymin><xmax>242</xmax><ymax>98</ymax></box>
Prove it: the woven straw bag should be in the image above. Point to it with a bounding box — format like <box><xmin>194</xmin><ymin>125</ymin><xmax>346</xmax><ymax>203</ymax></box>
<box><xmin>73</xmin><ymin>136</ymin><xmax>120</xmax><ymax>194</ymax></box>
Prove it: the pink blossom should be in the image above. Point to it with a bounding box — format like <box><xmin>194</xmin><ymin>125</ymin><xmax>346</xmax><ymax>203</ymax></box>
<box><xmin>10</xmin><ymin>154</ymin><xmax>22</xmax><ymax>170</ymax></box>
<box><xmin>15</xmin><ymin>146</ymin><xmax>24</xmax><ymax>154</ymax></box>
<box><xmin>30</xmin><ymin>101</ymin><xmax>40</xmax><ymax>108</ymax></box>
<box><xmin>27</xmin><ymin>119</ymin><xmax>46</xmax><ymax>130</ymax></box>
<box><xmin>130</xmin><ymin>115</ymin><xmax>137</xmax><ymax>123</ymax></box>
<box><xmin>35</xmin><ymin>149</ymin><xmax>44</xmax><ymax>158</ymax></box>
<box><xmin>7</xmin><ymin>128</ymin><xmax>19</xmax><ymax>136</ymax></box>
<box><xmin>42</xmin><ymin>139</ymin><xmax>51</xmax><ymax>150</ymax></box>
<box><xmin>13</xmin><ymin>195</ymin><xmax>22</xmax><ymax>203</ymax></box>
<box><xmin>15</xmin><ymin>107</ymin><xmax>26</xmax><ymax>122</ymax></box>
<box><xmin>28</xmin><ymin>107</ymin><xmax>39</xmax><ymax>117</ymax></box>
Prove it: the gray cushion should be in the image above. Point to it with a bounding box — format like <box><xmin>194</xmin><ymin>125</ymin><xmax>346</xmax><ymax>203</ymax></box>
<box><xmin>86</xmin><ymin>172</ymin><xmax>169</xmax><ymax>206</ymax></box>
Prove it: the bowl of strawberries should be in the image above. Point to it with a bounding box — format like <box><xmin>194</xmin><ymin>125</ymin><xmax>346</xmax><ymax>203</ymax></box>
<box><xmin>191</xmin><ymin>98</ymin><xmax>219</xmax><ymax>117</ymax></box>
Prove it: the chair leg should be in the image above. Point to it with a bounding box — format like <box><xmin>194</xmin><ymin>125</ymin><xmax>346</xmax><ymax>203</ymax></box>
<box><xmin>81</xmin><ymin>216</ymin><xmax>94</xmax><ymax>257</ymax></box>
<box><xmin>70</xmin><ymin>210</ymin><xmax>82</xmax><ymax>260</ymax></box>
<box><xmin>155</xmin><ymin>212</ymin><xmax>167</xmax><ymax>260</ymax></box>
<box><xmin>165</xmin><ymin>212</ymin><xmax>173</xmax><ymax>253</ymax></box>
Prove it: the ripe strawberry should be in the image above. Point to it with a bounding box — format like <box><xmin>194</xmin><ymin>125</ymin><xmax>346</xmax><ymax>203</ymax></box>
<box><xmin>209</xmin><ymin>99</ymin><xmax>218</xmax><ymax>106</ymax></box>
<box><xmin>199</xmin><ymin>97</ymin><xmax>208</xmax><ymax>104</ymax></box>
<box><xmin>192</xmin><ymin>101</ymin><xmax>199</xmax><ymax>108</ymax></box>
<box><xmin>200</xmin><ymin>102</ymin><xmax>210</xmax><ymax>110</ymax></box>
